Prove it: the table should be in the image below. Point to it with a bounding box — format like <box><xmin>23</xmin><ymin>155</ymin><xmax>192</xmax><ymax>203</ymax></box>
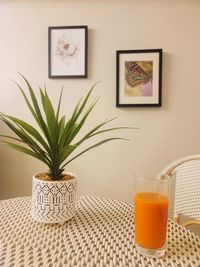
<box><xmin>0</xmin><ymin>196</ymin><xmax>200</xmax><ymax>267</ymax></box>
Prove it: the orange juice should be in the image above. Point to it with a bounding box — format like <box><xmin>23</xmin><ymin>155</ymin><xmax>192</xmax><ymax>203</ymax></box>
<box><xmin>134</xmin><ymin>192</ymin><xmax>168</xmax><ymax>249</ymax></box>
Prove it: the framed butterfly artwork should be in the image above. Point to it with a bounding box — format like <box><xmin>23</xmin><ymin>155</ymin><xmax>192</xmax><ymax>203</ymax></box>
<box><xmin>116</xmin><ymin>49</ymin><xmax>162</xmax><ymax>107</ymax></box>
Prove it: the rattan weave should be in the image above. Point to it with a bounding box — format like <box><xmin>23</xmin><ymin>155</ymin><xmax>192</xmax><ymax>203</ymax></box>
<box><xmin>175</xmin><ymin>160</ymin><xmax>200</xmax><ymax>220</ymax></box>
<box><xmin>0</xmin><ymin>196</ymin><xmax>200</xmax><ymax>267</ymax></box>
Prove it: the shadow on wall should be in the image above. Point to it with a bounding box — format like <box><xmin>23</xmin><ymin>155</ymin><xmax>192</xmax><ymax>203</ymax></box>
<box><xmin>0</xmin><ymin>144</ymin><xmax>32</xmax><ymax>200</ymax></box>
<box><xmin>0</xmin><ymin>145</ymin><xmax>11</xmax><ymax>199</ymax></box>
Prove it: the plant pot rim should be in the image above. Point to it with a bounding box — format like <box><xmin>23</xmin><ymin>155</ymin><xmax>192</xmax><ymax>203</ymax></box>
<box><xmin>33</xmin><ymin>171</ymin><xmax>76</xmax><ymax>183</ymax></box>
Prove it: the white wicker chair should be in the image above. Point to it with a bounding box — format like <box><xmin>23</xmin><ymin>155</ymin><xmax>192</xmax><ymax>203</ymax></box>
<box><xmin>160</xmin><ymin>154</ymin><xmax>200</xmax><ymax>227</ymax></box>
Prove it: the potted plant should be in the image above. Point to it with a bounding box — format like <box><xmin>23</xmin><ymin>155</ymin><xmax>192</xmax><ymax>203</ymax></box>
<box><xmin>0</xmin><ymin>74</ymin><xmax>131</xmax><ymax>224</ymax></box>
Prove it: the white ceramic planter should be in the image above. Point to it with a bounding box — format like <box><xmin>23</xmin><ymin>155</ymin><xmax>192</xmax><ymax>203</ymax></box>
<box><xmin>31</xmin><ymin>172</ymin><xmax>77</xmax><ymax>224</ymax></box>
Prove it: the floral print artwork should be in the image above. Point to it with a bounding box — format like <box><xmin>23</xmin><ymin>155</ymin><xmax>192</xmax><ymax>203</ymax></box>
<box><xmin>49</xmin><ymin>26</ymin><xmax>87</xmax><ymax>77</ymax></box>
<box><xmin>55</xmin><ymin>34</ymin><xmax>78</xmax><ymax>64</ymax></box>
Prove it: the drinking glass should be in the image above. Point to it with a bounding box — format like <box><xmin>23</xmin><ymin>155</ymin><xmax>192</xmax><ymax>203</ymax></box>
<box><xmin>134</xmin><ymin>174</ymin><xmax>170</xmax><ymax>258</ymax></box>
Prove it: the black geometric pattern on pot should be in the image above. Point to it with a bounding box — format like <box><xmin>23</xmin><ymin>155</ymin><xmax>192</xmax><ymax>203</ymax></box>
<box><xmin>32</xmin><ymin>179</ymin><xmax>77</xmax><ymax>222</ymax></box>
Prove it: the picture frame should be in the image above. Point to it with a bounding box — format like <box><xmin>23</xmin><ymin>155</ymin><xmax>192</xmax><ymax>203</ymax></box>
<box><xmin>116</xmin><ymin>49</ymin><xmax>162</xmax><ymax>107</ymax></box>
<box><xmin>48</xmin><ymin>26</ymin><xmax>88</xmax><ymax>78</ymax></box>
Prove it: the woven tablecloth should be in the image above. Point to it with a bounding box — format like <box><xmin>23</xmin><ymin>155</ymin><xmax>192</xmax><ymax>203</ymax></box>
<box><xmin>0</xmin><ymin>196</ymin><xmax>200</xmax><ymax>267</ymax></box>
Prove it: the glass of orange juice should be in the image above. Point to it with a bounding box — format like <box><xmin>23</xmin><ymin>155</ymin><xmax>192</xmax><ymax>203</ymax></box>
<box><xmin>134</xmin><ymin>174</ymin><xmax>170</xmax><ymax>258</ymax></box>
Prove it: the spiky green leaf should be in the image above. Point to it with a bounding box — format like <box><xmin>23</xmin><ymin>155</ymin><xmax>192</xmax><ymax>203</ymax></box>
<box><xmin>61</xmin><ymin>137</ymin><xmax>127</xmax><ymax>168</ymax></box>
<box><xmin>4</xmin><ymin>115</ymin><xmax>50</xmax><ymax>153</ymax></box>
<box><xmin>18</xmin><ymin>74</ymin><xmax>50</xmax><ymax>144</ymax></box>
<box><xmin>65</xmin><ymin>98</ymin><xmax>99</xmax><ymax>146</ymax></box>
<box><xmin>0</xmin><ymin>77</ymin><xmax>133</xmax><ymax>180</ymax></box>
<box><xmin>56</xmin><ymin>87</ymin><xmax>63</xmax><ymax>121</ymax></box>
<box><xmin>2</xmin><ymin>141</ymin><xmax>50</xmax><ymax>166</ymax></box>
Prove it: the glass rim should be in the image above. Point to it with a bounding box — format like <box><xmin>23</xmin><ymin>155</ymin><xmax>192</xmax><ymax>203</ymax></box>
<box><xmin>134</xmin><ymin>174</ymin><xmax>169</xmax><ymax>181</ymax></box>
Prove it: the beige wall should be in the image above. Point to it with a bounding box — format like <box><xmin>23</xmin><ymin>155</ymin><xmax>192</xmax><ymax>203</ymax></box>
<box><xmin>0</xmin><ymin>1</ymin><xmax>200</xmax><ymax>205</ymax></box>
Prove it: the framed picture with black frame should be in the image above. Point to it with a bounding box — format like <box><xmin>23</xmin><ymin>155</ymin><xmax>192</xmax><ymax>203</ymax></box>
<box><xmin>116</xmin><ymin>49</ymin><xmax>162</xmax><ymax>107</ymax></box>
<box><xmin>48</xmin><ymin>25</ymin><xmax>88</xmax><ymax>78</ymax></box>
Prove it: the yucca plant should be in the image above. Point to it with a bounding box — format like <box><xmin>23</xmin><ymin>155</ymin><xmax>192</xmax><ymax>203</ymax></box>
<box><xmin>0</xmin><ymin>75</ymin><xmax>130</xmax><ymax>180</ymax></box>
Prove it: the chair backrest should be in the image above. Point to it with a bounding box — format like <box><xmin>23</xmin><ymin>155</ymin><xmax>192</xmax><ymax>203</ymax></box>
<box><xmin>174</xmin><ymin>159</ymin><xmax>200</xmax><ymax>220</ymax></box>
<box><xmin>160</xmin><ymin>154</ymin><xmax>200</xmax><ymax>221</ymax></box>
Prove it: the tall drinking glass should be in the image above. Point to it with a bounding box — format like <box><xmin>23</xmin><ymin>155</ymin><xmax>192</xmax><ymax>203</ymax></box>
<box><xmin>134</xmin><ymin>174</ymin><xmax>170</xmax><ymax>258</ymax></box>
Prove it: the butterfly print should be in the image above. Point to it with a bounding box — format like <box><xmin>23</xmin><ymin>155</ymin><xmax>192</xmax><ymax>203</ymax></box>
<box><xmin>125</xmin><ymin>62</ymin><xmax>152</xmax><ymax>88</ymax></box>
